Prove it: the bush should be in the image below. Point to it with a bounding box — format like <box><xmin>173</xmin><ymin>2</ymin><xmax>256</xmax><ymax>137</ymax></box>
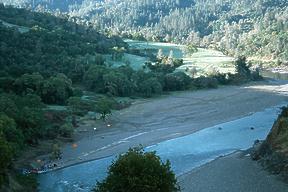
<box><xmin>193</xmin><ymin>76</ymin><xmax>218</xmax><ymax>89</ymax></box>
<box><xmin>59</xmin><ymin>123</ymin><xmax>74</xmax><ymax>138</ymax></box>
<box><xmin>67</xmin><ymin>97</ymin><xmax>96</xmax><ymax>115</ymax></box>
<box><xmin>164</xmin><ymin>72</ymin><xmax>191</xmax><ymax>91</ymax></box>
<box><xmin>93</xmin><ymin>147</ymin><xmax>180</xmax><ymax>192</ymax></box>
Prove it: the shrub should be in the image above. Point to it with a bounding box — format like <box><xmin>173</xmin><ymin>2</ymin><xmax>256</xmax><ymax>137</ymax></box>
<box><xmin>93</xmin><ymin>147</ymin><xmax>180</xmax><ymax>192</ymax></box>
<box><xmin>59</xmin><ymin>123</ymin><xmax>74</xmax><ymax>138</ymax></box>
<box><xmin>193</xmin><ymin>76</ymin><xmax>218</xmax><ymax>89</ymax></box>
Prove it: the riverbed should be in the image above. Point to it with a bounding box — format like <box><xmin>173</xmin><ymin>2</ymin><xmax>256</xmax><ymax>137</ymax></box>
<box><xmin>38</xmin><ymin>104</ymin><xmax>285</xmax><ymax>191</ymax></box>
<box><xmin>37</xmin><ymin>40</ymin><xmax>288</xmax><ymax>191</ymax></box>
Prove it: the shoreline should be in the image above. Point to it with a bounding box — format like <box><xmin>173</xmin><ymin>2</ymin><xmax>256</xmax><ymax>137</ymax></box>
<box><xmin>178</xmin><ymin>150</ymin><xmax>288</xmax><ymax>192</ymax></box>
<box><xmin>31</xmin><ymin>80</ymin><xmax>288</xmax><ymax>175</ymax></box>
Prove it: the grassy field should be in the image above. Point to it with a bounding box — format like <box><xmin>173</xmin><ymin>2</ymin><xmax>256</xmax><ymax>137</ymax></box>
<box><xmin>104</xmin><ymin>53</ymin><xmax>148</xmax><ymax>70</ymax></box>
<box><xmin>179</xmin><ymin>48</ymin><xmax>235</xmax><ymax>76</ymax></box>
<box><xmin>126</xmin><ymin>39</ymin><xmax>184</xmax><ymax>59</ymax></box>
<box><xmin>112</xmin><ymin>40</ymin><xmax>237</xmax><ymax>76</ymax></box>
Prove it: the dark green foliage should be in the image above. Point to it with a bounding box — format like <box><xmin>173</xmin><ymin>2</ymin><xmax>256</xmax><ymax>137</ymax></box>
<box><xmin>138</xmin><ymin>77</ymin><xmax>163</xmax><ymax>97</ymax></box>
<box><xmin>68</xmin><ymin>97</ymin><xmax>96</xmax><ymax>115</ymax></box>
<box><xmin>164</xmin><ymin>72</ymin><xmax>192</xmax><ymax>91</ymax></box>
<box><xmin>235</xmin><ymin>56</ymin><xmax>251</xmax><ymax>78</ymax></box>
<box><xmin>58</xmin><ymin>123</ymin><xmax>74</xmax><ymax>138</ymax></box>
<box><xmin>41</xmin><ymin>74</ymin><xmax>73</xmax><ymax>105</ymax></box>
<box><xmin>96</xmin><ymin>97</ymin><xmax>114</xmax><ymax>121</ymax></box>
<box><xmin>83</xmin><ymin>65</ymin><xmax>108</xmax><ymax>93</ymax></box>
<box><xmin>232</xmin><ymin>56</ymin><xmax>262</xmax><ymax>83</ymax></box>
<box><xmin>13</xmin><ymin>73</ymin><xmax>44</xmax><ymax>95</ymax></box>
<box><xmin>103</xmin><ymin>71</ymin><xmax>134</xmax><ymax>97</ymax></box>
<box><xmin>193</xmin><ymin>76</ymin><xmax>218</xmax><ymax>89</ymax></box>
<box><xmin>0</xmin><ymin>114</ymin><xmax>24</xmax><ymax>153</ymax></box>
<box><xmin>41</xmin><ymin>0</ymin><xmax>288</xmax><ymax>63</ymax></box>
<box><xmin>15</xmin><ymin>174</ymin><xmax>38</xmax><ymax>192</ymax></box>
<box><xmin>94</xmin><ymin>147</ymin><xmax>180</xmax><ymax>192</ymax></box>
<box><xmin>0</xmin><ymin>136</ymin><xmax>13</xmax><ymax>188</ymax></box>
<box><xmin>0</xmin><ymin>5</ymin><xmax>127</xmax><ymax>81</ymax></box>
<box><xmin>0</xmin><ymin>93</ymin><xmax>44</xmax><ymax>145</ymax></box>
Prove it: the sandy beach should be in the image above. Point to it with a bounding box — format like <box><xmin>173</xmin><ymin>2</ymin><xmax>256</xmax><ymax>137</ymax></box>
<box><xmin>178</xmin><ymin>151</ymin><xmax>288</xmax><ymax>192</ymax></box>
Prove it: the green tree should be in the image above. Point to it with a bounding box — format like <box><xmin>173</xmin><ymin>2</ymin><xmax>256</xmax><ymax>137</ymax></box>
<box><xmin>185</xmin><ymin>43</ymin><xmax>198</xmax><ymax>55</ymax></box>
<box><xmin>0</xmin><ymin>114</ymin><xmax>24</xmax><ymax>153</ymax></box>
<box><xmin>93</xmin><ymin>147</ymin><xmax>180</xmax><ymax>192</ymax></box>
<box><xmin>83</xmin><ymin>65</ymin><xmax>107</xmax><ymax>92</ymax></box>
<box><xmin>15</xmin><ymin>94</ymin><xmax>44</xmax><ymax>144</ymax></box>
<box><xmin>59</xmin><ymin>123</ymin><xmax>74</xmax><ymax>138</ymax></box>
<box><xmin>41</xmin><ymin>73</ymin><xmax>73</xmax><ymax>105</ymax></box>
<box><xmin>111</xmin><ymin>47</ymin><xmax>126</xmax><ymax>61</ymax></box>
<box><xmin>138</xmin><ymin>77</ymin><xmax>162</xmax><ymax>97</ymax></box>
<box><xmin>0</xmin><ymin>94</ymin><xmax>19</xmax><ymax>119</ymax></box>
<box><xmin>96</xmin><ymin>97</ymin><xmax>114</xmax><ymax>121</ymax></box>
<box><xmin>235</xmin><ymin>56</ymin><xmax>251</xmax><ymax>78</ymax></box>
<box><xmin>13</xmin><ymin>73</ymin><xmax>44</xmax><ymax>95</ymax></box>
<box><xmin>50</xmin><ymin>142</ymin><xmax>61</xmax><ymax>160</ymax></box>
<box><xmin>0</xmin><ymin>136</ymin><xmax>13</xmax><ymax>188</ymax></box>
<box><xmin>68</xmin><ymin>97</ymin><xmax>96</xmax><ymax>115</ymax></box>
<box><xmin>103</xmin><ymin>71</ymin><xmax>134</xmax><ymax>96</ymax></box>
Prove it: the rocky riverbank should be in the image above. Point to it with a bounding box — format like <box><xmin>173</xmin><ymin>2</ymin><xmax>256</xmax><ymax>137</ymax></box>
<box><xmin>252</xmin><ymin>106</ymin><xmax>288</xmax><ymax>182</ymax></box>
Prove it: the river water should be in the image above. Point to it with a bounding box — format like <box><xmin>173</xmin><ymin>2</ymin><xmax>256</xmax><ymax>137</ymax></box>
<box><xmin>38</xmin><ymin>41</ymin><xmax>287</xmax><ymax>191</ymax></box>
<box><xmin>38</xmin><ymin>104</ymin><xmax>285</xmax><ymax>191</ymax></box>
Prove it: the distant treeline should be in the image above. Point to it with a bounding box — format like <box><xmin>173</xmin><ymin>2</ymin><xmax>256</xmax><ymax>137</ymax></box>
<box><xmin>0</xmin><ymin>5</ymin><xmax>262</xmax><ymax>191</ymax></box>
<box><xmin>38</xmin><ymin>0</ymin><xmax>288</xmax><ymax>63</ymax></box>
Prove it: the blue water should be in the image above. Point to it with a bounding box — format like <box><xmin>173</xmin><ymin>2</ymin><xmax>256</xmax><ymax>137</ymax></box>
<box><xmin>38</xmin><ymin>104</ymin><xmax>284</xmax><ymax>191</ymax></box>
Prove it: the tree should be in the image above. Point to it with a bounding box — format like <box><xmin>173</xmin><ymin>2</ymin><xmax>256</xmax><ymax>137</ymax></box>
<box><xmin>138</xmin><ymin>77</ymin><xmax>163</xmax><ymax>97</ymax></box>
<box><xmin>15</xmin><ymin>94</ymin><xmax>44</xmax><ymax>144</ymax></box>
<box><xmin>59</xmin><ymin>123</ymin><xmax>74</xmax><ymax>138</ymax></box>
<box><xmin>93</xmin><ymin>147</ymin><xmax>180</xmax><ymax>192</ymax></box>
<box><xmin>111</xmin><ymin>47</ymin><xmax>125</xmax><ymax>61</ymax></box>
<box><xmin>96</xmin><ymin>97</ymin><xmax>114</xmax><ymax>121</ymax></box>
<box><xmin>83</xmin><ymin>65</ymin><xmax>107</xmax><ymax>92</ymax></box>
<box><xmin>103</xmin><ymin>71</ymin><xmax>134</xmax><ymax>97</ymax></box>
<box><xmin>68</xmin><ymin>97</ymin><xmax>96</xmax><ymax>115</ymax></box>
<box><xmin>50</xmin><ymin>142</ymin><xmax>61</xmax><ymax>160</ymax></box>
<box><xmin>235</xmin><ymin>56</ymin><xmax>251</xmax><ymax>78</ymax></box>
<box><xmin>0</xmin><ymin>136</ymin><xmax>13</xmax><ymax>188</ymax></box>
<box><xmin>41</xmin><ymin>73</ymin><xmax>73</xmax><ymax>105</ymax></box>
<box><xmin>0</xmin><ymin>114</ymin><xmax>24</xmax><ymax>153</ymax></box>
<box><xmin>13</xmin><ymin>73</ymin><xmax>44</xmax><ymax>95</ymax></box>
<box><xmin>185</xmin><ymin>43</ymin><xmax>198</xmax><ymax>56</ymax></box>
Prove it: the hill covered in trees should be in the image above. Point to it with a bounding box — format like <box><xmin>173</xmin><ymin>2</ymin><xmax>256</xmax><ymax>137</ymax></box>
<box><xmin>0</xmin><ymin>2</ymin><xmax>266</xmax><ymax>191</ymax></box>
<box><xmin>0</xmin><ymin>0</ymin><xmax>85</xmax><ymax>11</ymax></box>
<box><xmin>75</xmin><ymin>0</ymin><xmax>288</xmax><ymax>63</ymax></box>
<box><xmin>0</xmin><ymin>4</ymin><xmax>126</xmax><ymax>191</ymax></box>
<box><xmin>9</xmin><ymin>0</ymin><xmax>287</xmax><ymax>64</ymax></box>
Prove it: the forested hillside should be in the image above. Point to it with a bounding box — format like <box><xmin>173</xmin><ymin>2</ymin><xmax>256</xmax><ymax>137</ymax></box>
<box><xmin>0</xmin><ymin>1</ymin><xmax>282</xmax><ymax>191</ymax></box>
<box><xmin>0</xmin><ymin>5</ymin><xmax>126</xmax><ymax>191</ymax></box>
<box><xmin>9</xmin><ymin>0</ymin><xmax>286</xmax><ymax>63</ymax></box>
<box><xmin>71</xmin><ymin>0</ymin><xmax>288</xmax><ymax>63</ymax></box>
<box><xmin>1</xmin><ymin>0</ymin><xmax>85</xmax><ymax>11</ymax></box>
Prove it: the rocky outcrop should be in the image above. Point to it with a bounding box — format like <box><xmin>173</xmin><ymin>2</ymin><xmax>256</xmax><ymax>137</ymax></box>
<box><xmin>252</xmin><ymin>107</ymin><xmax>288</xmax><ymax>181</ymax></box>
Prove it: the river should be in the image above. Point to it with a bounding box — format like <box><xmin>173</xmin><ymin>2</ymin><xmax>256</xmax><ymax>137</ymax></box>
<box><xmin>38</xmin><ymin>104</ymin><xmax>284</xmax><ymax>191</ymax></box>
<box><xmin>38</xmin><ymin>40</ymin><xmax>288</xmax><ymax>191</ymax></box>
